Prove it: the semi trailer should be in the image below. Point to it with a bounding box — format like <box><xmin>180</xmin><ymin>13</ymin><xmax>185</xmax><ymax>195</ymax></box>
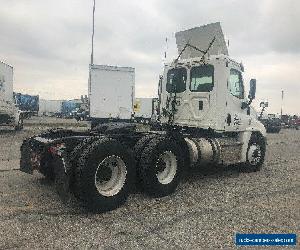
<box><xmin>89</xmin><ymin>64</ymin><xmax>135</xmax><ymax>127</ymax></box>
<box><xmin>20</xmin><ymin>23</ymin><xmax>267</xmax><ymax>213</ymax></box>
<box><xmin>39</xmin><ymin>99</ymin><xmax>64</xmax><ymax>117</ymax></box>
<box><xmin>134</xmin><ymin>97</ymin><xmax>158</xmax><ymax>122</ymax></box>
<box><xmin>0</xmin><ymin>61</ymin><xmax>23</xmax><ymax>130</ymax></box>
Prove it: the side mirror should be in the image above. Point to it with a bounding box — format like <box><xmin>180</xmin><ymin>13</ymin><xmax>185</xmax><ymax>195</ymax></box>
<box><xmin>242</xmin><ymin>79</ymin><xmax>257</xmax><ymax>110</ymax></box>
<box><xmin>249</xmin><ymin>79</ymin><xmax>256</xmax><ymax>100</ymax></box>
<box><xmin>260</xmin><ymin>101</ymin><xmax>268</xmax><ymax>108</ymax></box>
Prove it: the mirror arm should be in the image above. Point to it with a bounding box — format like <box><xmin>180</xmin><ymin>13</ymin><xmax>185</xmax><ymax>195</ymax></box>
<box><xmin>241</xmin><ymin>96</ymin><xmax>254</xmax><ymax>110</ymax></box>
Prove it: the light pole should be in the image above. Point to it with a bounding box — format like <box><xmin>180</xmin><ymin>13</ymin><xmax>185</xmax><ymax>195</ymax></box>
<box><xmin>280</xmin><ymin>90</ymin><xmax>284</xmax><ymax>118</ymax></box>
<box><xmin>88</xmin><ymin>0</ymin><xmax>96</xmax><ymax>115</ymax></box>
<box><xmin>90</xmin><ymin>0</ymin><xmax>96</xmax><ymax>66</ymax></box>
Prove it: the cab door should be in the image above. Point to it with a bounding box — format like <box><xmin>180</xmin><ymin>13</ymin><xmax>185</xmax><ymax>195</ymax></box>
<box><xmin>171</xmin><ymin>64</ymin><xmax>216</xmax><ymax>128</ymax></box>
<box><xmin>225</xmin><ymin>68</ymin><xmax>249</xmax><ymax>131</ymax></box>
<box><xmin>188</xmin><ymin>65</ymin><xmax>214</xmax><ymax>122</ymax></box>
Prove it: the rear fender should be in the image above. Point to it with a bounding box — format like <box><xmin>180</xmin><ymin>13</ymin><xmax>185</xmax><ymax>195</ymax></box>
<box><xmin>52</xmin><ymin>153</ymin><xmax>73</xmax><ymax>202</ymax></box>
<box><xmin>20</xmin><ymin>139</ymin><xmax>73</xmax><ymax>201</ymax></box>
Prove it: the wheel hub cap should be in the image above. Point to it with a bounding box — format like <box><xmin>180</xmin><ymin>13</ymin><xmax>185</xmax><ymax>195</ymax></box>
<box><xmin>156</xmin><ymin>151</ymin><xmax>177</xmax><ymax>185</ymax></box>
<box><xmin>248</xmin><ymin>144</ymin><xmax>262</xmax><ymax>166</ymax></box>
<box><xmin>95</xmin><ymin>155</ymin><xmax>127</xmax><ymax>197</ymax></box>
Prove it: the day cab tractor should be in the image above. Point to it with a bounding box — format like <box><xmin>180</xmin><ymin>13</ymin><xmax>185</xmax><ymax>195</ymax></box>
<box><xmin>20</xmin><ymin>23</ymin><xmax>267</xmax><ymax>212</ymax></box>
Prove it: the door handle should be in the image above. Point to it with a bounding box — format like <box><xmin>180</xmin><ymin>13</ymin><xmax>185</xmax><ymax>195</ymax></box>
<box><xmin>199</xmin><ymin>101</ymin><xmax>203</xmax><ymax>110</ymax></box>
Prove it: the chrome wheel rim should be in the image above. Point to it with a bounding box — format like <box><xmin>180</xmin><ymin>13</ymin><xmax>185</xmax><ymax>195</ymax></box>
<box><xmin>95</xmin><ymin>155</ymin><xmax>127</xmax><ymax>197</ymax></box>
<box><xmin>156</xmin><ymin>151</ymin><xmax>177</xmax><ymax>185</ymax></box>
<box><xmin>247</xmin><ymin>144</ymin><xmax>262</xmax><ymax>166</ymax></box>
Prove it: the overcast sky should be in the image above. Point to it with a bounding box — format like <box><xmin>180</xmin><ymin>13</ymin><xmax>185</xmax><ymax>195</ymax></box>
<box><xmin>1</xmin><ymin>0</ymin><xmax>299</xmax><ymax>115</ymax></box>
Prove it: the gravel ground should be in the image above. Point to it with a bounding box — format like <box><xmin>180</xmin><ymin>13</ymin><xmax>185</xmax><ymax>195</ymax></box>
<box><xmin>0</xmin><ymin>117</ymin><xmax>299</xmax><ymax>249</ymax></box>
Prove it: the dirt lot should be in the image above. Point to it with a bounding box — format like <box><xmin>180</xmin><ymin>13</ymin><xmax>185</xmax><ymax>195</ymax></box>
<box><xmin>0</xmin><ymin>117</ymin><xmax>299</xmax><ymax>249</ymax></box>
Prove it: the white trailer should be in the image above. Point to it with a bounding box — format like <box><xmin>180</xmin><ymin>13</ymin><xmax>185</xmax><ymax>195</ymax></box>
<box><xmin>89</xmin><ymin>64</ymin><xmax>135</xmax><ymax>127</ymax></box>
<box><xmin>0</xmin><ymin>61</ymin><xmax>23</xmax><ymax>130</ymax></box>
<box><xmin>0</xmin><ymin>61</ymin><xmax>13</xmax><ymax>103</ymax></box>
<box><xmin>134</xmin><ymin>97</ymin><xmax>158</xmax><ymax>121</ymax></box>
<box><xmin>39</xmin><ymin>99</ymin><xmax>64</xmax><ymax>116</ymax></box>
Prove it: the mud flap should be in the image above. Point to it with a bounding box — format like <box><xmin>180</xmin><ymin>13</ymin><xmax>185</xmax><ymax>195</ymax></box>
<box><xmin>20</xmin><ymin>140</ymin><xmax>34</xmax><ymax>174</ymax></box>
<box><xmin>52</xmin><ymin>154</ymin><xmax>73</xmax><ymax>203</ymax></box>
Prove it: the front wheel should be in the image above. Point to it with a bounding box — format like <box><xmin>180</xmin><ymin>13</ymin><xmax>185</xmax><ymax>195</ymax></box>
<box><xmin>240</xmin><ymin>133</ymin><xmax>266</xmax><ymax>172</ymax></box>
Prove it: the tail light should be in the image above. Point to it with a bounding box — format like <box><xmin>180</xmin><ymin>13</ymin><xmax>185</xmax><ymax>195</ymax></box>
<box><xmin>48</xmin><ymin>143</ymin><xmax>66</xmax><ymax>156</ymax></box>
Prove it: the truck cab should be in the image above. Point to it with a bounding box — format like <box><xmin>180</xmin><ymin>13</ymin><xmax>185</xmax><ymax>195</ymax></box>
<box><xmin>159</xmin><ymin>23</ymin><xmax>265</xmax><ymax>137</ymax></box>
<box><xmin>160</xmin><ymin>55</ymin><xmax>265</xmax><ymax>135</ymax></box>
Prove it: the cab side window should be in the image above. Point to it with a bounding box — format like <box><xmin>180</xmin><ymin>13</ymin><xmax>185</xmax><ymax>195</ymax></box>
<box><xmin>229</xmin><ymin>69</ymin><xmax>244</xmax><ymax>99</ymax></box>
<box><xmin>166</xmin><ymin>68</ymin><xmax>187</xmax><ymax>93</ymax></box>
<box><xmin>190</xmin><ymin>65</ymin><xmax>214</xmax><ymax>92</ymax></box>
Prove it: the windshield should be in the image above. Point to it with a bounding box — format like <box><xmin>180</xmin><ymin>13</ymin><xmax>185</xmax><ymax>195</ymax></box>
<box><xmin>166</xmin><ymin>68</ymin><xmax>187</xmax><ymax>93</ymax></box>
<box><xmin>190</xmin><ymin>65</ymin><xmax>214</xmax><ymax>92</ymax></box>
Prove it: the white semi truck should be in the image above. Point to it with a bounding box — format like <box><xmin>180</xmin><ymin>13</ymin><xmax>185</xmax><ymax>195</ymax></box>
<box><xmin>0</xmin><ymin>61</ymin><xmax>23</xmax><ymax>130</ymax></box>
<box><xmin>20</xmin><ymin>23</ymin><xmax>266</xmax><ymax>213</ymax></box>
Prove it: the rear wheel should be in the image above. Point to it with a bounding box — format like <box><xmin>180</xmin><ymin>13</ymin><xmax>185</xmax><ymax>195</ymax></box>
<box><xmin>139</xmin><ymin>137</ymin><xmax>183</xmax><ymax>197</ymax></box>
<box><xmin>133</xmin><ymin>134</ymin><xmax>159</xmax><ymax>188</ymax></box>
<box><xmin>69</xmin><ymin>137</ymin><xmax>100</xmax><ymax>197</ymax></box>
<box><xmin>240</xmin><ymin>133</ymin><xmax>266</xmax><ymax>172</ymax></box>
<box><xmin>75</xmin><ymin>137</ymin><xmax>135</xmax><ymax>212</ymax></box>
<box><xmin>134</xmin><ymin>134</ymin><xmax>159</xmax><ymax>167</ymax></box>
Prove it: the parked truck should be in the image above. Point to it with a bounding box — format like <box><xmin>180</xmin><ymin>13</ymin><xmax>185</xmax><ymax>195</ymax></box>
<box><xmin>14</xmin><ymin>92</ymin><xmax>39</xmax><ymax>117</ymax></box>
<box><xmin>290</xmin><ymin>116</ymin><xmax>300</xmax><ymax>130</ymax></box>
<box><xmin>0</xmin><ymin>61</ymin><xmax>23</xmax><ymax>130</ymax></box>
<box><xmin>20</xmin><ymin>23</ymin><xmax>266</xmax><ymax>212</ymax></box>
<box><xmin>258</xmin><ymin>102</ymin><xmax>281</xmax><ymax>133</ymax></box>
<box><xmin>61</xmin><ymin>99</ymin><xmax>82</xmax><ymax>118</ymax></box>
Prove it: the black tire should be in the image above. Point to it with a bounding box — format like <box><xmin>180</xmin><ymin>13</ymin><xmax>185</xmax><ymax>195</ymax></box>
<box><xmin>274</xmin><ymin>128</ymin><xmax>281</xmax><ymax>133</ymax></box>
<box><xmin>69</xmin><ymin>137</ymin><xmax>100</xmax><ymax>197</ymax></box>
<box><xmin>75</xmin><ymin>137</ymin><xmax>135</xmax><ymax>212</ymax></box>
<box><xmin>133</xmin><ymin>134</ymin><xmax>159</xmax><ymax>167</ymax></box>
<box><xmin>40</xmin><ymin>156</ymin><xmax>56</xmax><ymax>181</ymax></box>
<box><xmin>139</xmin><ymin>137</ymin><xmax>184</xmax><ymax>197</ymax></box>
<box><xmin>133</xmin><ymin>134</ymin><xmax>160</xmax><ymax>189</ymax></box>
<box><xmin>240</xmin><ymin>133</ymin><xmax>266</xmax><ymax>173</ymax></box>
